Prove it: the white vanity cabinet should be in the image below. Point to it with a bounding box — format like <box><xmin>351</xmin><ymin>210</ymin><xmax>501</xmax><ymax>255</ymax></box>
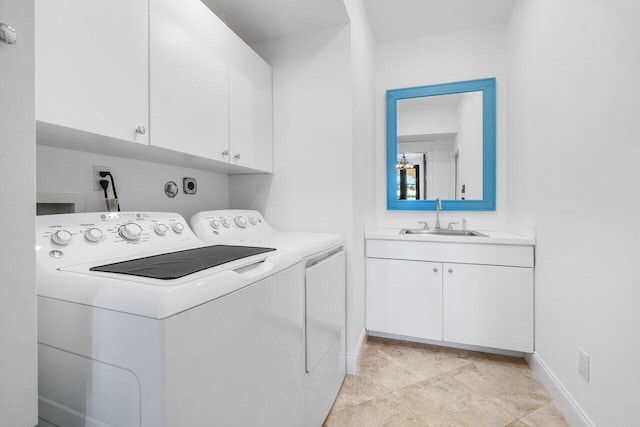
<box><xmin>365</xmin><ymin>235</ymin><xmax>534</xmax><ymax>353</ymax></box>
<box><xmin>442</xmin><ymin>262</ymin><xmax>533</xmax><ymax>353</ymax></box>
<box><xmin>36</xmin><ymin>0</ymin><xmax>149</xmax><ymax>145</ymax></box>
<box><xmin>366</xmin><ymin>259</ymin><xmax>443</xmax><ymax>341</ymax></box>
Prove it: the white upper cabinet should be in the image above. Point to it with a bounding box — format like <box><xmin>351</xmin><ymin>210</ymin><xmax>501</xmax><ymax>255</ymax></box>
<box><xmin>36</xmin><ymin>0</ymin><xmax>273</xmax><ymax>173</ymax></box>
<box><xmin>35</xmin><ymin>0</ymin><xmax>149</xmax><ymax>145</ymax></box>
<box><xmin>227</xmin><ymin>38</ymin><xmax>273</xmax><ymax>173</ymax></box>
<box><xmin>149</xmin><ymin>0</ymin><xmax>272</xmax><ymax>172</ymax></box>
<box><xmin>150</xmin><ymin>0</ymin><xmax>229</xmax><ymax>160</ymax></box>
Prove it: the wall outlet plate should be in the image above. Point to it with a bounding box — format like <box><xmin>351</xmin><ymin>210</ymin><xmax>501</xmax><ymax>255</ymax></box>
<box><xmin>183</xmin><ymin>177</ymin><xmax>197</xmax><ymax>194</ymax></box>
<box><xmin>93</xmin><ymin>165</ymin><xmax>110</xmax><ymax>191</ymax></box>
<box><xmin>578</xmin><ymin>348</ymin><xmax>590</xmax><ymax>382</ymax></box>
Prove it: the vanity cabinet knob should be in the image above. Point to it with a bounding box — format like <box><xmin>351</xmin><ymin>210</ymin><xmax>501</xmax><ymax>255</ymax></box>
<box><xmin>448</xmin><ymin>268</ymin><xmax>453</xmax><ymax>273</ymax></box>
<box><xmin>135</xmin><ymin>125</ymin><xmax>146</xmax><ymax>135</ymax></box>
<box><xmin>433</xmin><ymin>267</ymin><xmax>438</xmax><ymax>273</ymax></box>
<box><xmin>222</xmin><ymin>150</ymin><xmax>229</xmax><ymax>156</ymax></box>
<box><xmin>234</xmin><ymin>153</ymin><xmax>241</xmax><ymax>160</ymax></box>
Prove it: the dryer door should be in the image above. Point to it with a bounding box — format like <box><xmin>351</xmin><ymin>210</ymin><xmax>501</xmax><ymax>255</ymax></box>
<box><xmin>305</xmin><ymin>250</ymin><xmax>346</xmax><ymax>373</ymax></box>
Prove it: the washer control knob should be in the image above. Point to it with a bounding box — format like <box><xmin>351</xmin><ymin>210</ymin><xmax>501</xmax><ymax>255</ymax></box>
<box><xmin>221</xmin><ymin>218</ymin><xmax>232</xmax><ymax>228</ymax></box>
<box><xmin>119</xmin><ymin>223</ymin><xmax>143</xmax><ymax>241</ymax></box>
<box><xmin>210</xmin><ymin>219</ymin><xmax>221</xmax><ymax>229</ymax></box>
<box><xmin>51</xmin><ymin>230</ymin><xmax>73</xmax><ymax>245</ymax></box>
<box><xmin>248</xmin><ymin>216</ymin><xmax>259</xmax><ymax>225</ymax></box>
<box><xmin>172</xmin><ymin>222</ymin><xmax>185</xmax><ymax>233</ymax></box>
<box><xmin>154</xmin><ymin>224</ymin><xmax>168</xmax><ymax>235</ymax></box>
<box><xmin>234</xmin><ymin>216</ymin><xmax>247</xmax><ymax>228</ymax></box>
<box><xmin>84</xmin><ymin>228</ymin><xmax>103</xmax><ymax>242</ymax></box>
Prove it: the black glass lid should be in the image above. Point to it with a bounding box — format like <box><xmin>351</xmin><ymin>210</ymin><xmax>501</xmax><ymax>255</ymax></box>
<box><xmin>89</xmin><ymin>245</ymin><xmax>276</xmax><ymax>280</ymax></box>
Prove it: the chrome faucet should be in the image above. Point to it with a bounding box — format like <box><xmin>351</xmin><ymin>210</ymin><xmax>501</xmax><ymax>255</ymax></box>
<box><xmin>435</xmin><ymin>198</ymin><xmax>442</xmax><ymax>230</ymax></box>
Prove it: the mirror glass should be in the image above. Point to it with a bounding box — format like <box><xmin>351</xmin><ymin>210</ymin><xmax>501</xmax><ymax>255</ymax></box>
<box><xmin>387</xmin><ymin>78</ymin><xmax>496</xmax><ymax>211</ymax></box>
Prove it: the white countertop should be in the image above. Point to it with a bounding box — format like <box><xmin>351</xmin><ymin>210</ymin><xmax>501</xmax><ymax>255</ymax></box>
<box><xmin>365</xmin><ymin>228</ymin><xmax>536</xmax><ymax>246</ymax></box>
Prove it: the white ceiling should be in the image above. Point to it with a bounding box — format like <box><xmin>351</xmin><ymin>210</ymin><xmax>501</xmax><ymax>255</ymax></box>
<box><xmin>364</xmin><ymin>0</ymin><xmax>517</xmax><ymax>43</ymax></box>
<box><xmin>200</xmin><ymin>0</ymin><xmax>349</xmax><ymax>44</ymax></box>
<box><xmin>200</xmin><ymin>0</ymin><xmax>516</xmax><ymax>45</ymax></box>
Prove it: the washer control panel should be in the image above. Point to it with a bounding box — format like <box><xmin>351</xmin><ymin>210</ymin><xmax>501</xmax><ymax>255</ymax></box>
<box><xmin>36</xmin><ymin>212</ymin><xmax>198</xmax><ymax>265</ymax></box>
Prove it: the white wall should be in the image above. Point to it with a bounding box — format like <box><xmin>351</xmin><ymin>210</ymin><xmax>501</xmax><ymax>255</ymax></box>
<box><xmin>36</xmin><ymin>145</ymin><xmax>229</xmax><ymax>220</ymax></box>
<box><xmin>429</xmin><ymin>150</ymin><xmax>454</xmax><ymax>199</ymax></box>
<box><xmin>229</xmin><ymin>23</ymin><xmax>357</xmax><ymax>358</ymax></box>
<box><xmin>0</xmin><ymin>0</ymin><xmax>38</xmax><ymax>425</ymax></box>
<box><xmin>397</xmin><ymin>103</ymin><xmax>457</xmax><ymax>135</ymax></box>
<box><xmin>507</xmin><ymin>1</ymin><xmax>640</xmax><ymax>425</ymax></box>
<box><xmin>232</xmin><ymin>24</ymin><xmax>352</xmax><ymax>230</ymax></box>
<box><xmin>230</xmin><ymin>0</ymin><xmax>376</xmax><ymax>372</ymax></box>
<box><xmin>343</xmin><ymin>0</ymin><xmax>376</xmax><ymax>371</ymax></box>
<box><xmin>457</xmin><ymin>91</ymin><xmax>483</xmax><ymax>200</ymax></box>
<box><xmin>375</xmin><ymin>24</ymin><xmax>508</xmax><ymax>230</ymax></box>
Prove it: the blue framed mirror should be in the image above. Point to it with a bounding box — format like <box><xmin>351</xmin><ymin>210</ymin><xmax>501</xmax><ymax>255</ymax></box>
<box><xmin>386</xmin><ymin>78</ymin><xmax>496</xmax><ymax>211</ymax></box>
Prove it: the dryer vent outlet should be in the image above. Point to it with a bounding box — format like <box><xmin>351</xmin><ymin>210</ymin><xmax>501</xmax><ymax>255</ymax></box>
<box><xmin>183</xmin><ymin>177</ymin><xmax>197</xmax><ymax>194</ymax></box>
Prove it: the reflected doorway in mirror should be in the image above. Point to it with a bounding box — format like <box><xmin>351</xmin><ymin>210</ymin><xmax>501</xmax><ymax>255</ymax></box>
<box><xmin>396</xmin><ymin>153</ymin><xmax>425</xmax><ymax>200</ymax></box>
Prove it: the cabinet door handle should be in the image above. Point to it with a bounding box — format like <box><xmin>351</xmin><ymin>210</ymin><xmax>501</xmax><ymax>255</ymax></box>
<box><xmin>433</xmin><ymin>267</ymin><xmax>438</xmax><ymax>272</ymax></box>
<box><xmin>0</xmin><ymin>23</ymin><xmax>18</xmax><ymax>45</ymax></box>
<box><xmin>222</xmin><ymin>150</ymin><xmax>229</xmax><ymax>156</ymax></box>
<box><xmin>135</xmin><ymin>125</ymin><xmax>146</xmax><ymax>135</ymax></box>
<box><xmin>234</xmin><ymin>153</ymin><xmax>241</xmax><ymax>160</ymax></box>
<box><xmin>448</xmin><ymin>268</ymin><xmax>453</xmax><ymax>273</ymax></box>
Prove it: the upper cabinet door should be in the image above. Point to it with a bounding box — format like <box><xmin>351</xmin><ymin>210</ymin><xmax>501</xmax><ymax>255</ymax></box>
<box><xmin>228</xmin><ymin>40</ymin><xmax>273</xmax><ymax>173</ymax></box>
<box><xmin>150</xmin><ymin>0</ymin><xmax>229</xmax><ymax>161</ymax></box>
<box><xmin>35</xmin><ymin>0</ymin><xmax>149</xmax><ymax>144</ymax></box>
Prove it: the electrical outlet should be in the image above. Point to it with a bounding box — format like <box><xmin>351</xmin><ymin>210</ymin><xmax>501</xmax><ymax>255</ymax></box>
<box><xmin>93</xmin><ymin>165</ymin><xmax>110</xmax><ymax>191</ymax></box>
<box><xmin>578</xmin><ymin>348</ymin><xmax>590</xmax><ymax>382</ymax></box>
<box><xmin>183</xmin><ymin>177</ymin><xmax>197</xmax><ymax>194</ymax></box>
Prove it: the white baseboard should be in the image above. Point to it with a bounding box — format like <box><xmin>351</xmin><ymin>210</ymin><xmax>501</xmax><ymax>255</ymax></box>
<box><xmin>368</xmin><ymin>330</ymin><xmax>525</xmax><ymax>358</ymax></box>
<box><xmin>346</xmin><ymin>328</ymin><xmax>366</xmax><ymax>375</ymax></box>
<box><xmin>525</xmin><ymin>352</ymin><xmax>595</xmax><ymax>427</ymax></box>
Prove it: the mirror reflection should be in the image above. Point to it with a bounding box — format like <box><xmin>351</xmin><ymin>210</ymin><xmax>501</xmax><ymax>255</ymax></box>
<box><xmin>396</xmin><ymin>92</ymin><xmax>482</xmax><ymax>201</ymax></box>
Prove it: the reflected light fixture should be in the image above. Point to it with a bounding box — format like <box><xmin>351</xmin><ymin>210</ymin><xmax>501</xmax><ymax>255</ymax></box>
<box><xmin>396</xmin><ymin>154</ymin><xmax>414</xmax><ymax>169</ymax></box>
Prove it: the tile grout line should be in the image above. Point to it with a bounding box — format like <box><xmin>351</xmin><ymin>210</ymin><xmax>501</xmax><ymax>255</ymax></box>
<box><xmin>388</xmin><ymin>391</ymin><xmax>431</xmax><ymax>427</ymax></box>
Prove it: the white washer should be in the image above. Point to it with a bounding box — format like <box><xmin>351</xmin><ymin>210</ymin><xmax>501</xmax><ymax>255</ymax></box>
<box><xmin>190</xmin><ymin>209</ymin><xmax>346</xmax><ymax>427</ymax></box>
<box><xmin>36</xmin><ymin>211</ymin><xmax>305</xmax><ymax>427</ymax></box>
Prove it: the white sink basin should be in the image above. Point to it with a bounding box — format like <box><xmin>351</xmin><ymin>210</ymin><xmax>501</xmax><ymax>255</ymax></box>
<box><xmin>400</xmin><ymin>229</ymin><xmax>488</xmax><ymax>237</ymax></box>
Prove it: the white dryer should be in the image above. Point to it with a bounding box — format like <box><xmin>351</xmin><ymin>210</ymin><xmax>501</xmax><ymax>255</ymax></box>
<box><xmin>190</xmin><ymin>209</ymin><xmax>346</xmax><ymax>427</ymax></box>
<box><xmin>36</xmin><ymin>211</ymin><xmax>305</xmax><ymax>427</ymax></box>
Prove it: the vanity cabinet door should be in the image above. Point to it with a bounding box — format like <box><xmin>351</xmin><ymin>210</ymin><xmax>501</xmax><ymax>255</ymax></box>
<box><xmin>36</xmin><ymin>0</ymin><xmax>149</xmax><ymax>144</ymax></box>
<box><xmin>443</xmin><ymin>263</ymin><xmax>533</xmax><ymax>352</ymax></box>
<box><xmin>150</xmin><ymin>0</ymin><xmax>229</xmax><ymax>160</ymax></box>
<box><xmin>366</xmin><ymin>258</ymin><xmax>442</xmax><ymax>340</ymax></box>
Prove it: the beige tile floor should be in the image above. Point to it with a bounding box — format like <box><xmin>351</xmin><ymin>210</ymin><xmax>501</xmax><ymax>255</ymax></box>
<box><xmin>324</xmin><ymin>337</ymin><xmax>570</xmax><ymax>427</ymax></box>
